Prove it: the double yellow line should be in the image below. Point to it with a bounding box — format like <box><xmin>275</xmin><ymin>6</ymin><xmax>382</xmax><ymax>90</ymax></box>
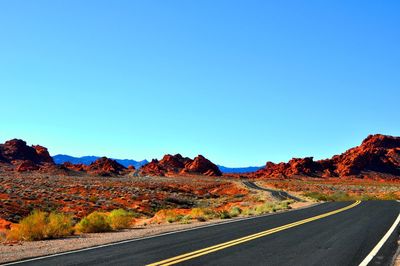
<box><xmin>148</xmin><ymin>200</ymin><xmax>361</xmax><ymax>266</ymax></box>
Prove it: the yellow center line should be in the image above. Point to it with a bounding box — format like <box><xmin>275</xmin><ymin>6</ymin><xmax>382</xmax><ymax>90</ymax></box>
<box><xmin>147</xmin><ymin>200</ymin><xmax>361</xmax><ymax>266</ymax></box>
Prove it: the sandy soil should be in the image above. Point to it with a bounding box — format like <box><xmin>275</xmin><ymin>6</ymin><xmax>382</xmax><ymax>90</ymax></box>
<box><xmin>0</xmin><ymin>202</ymin><xmax>314</xmax><ymax>264</ymax></box>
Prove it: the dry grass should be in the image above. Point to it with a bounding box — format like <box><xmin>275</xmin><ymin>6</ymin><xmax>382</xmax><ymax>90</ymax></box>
<box><xmin>7</xmin><ymin>211</ymin><xmax>73</xmax><ymax>241</ymax></box>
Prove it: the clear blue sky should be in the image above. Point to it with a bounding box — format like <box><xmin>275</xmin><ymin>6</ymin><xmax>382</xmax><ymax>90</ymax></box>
<box><xmin>1</xmin><ymin>1</ymin><xmax>399</xmax><ymax>167</ymax></box>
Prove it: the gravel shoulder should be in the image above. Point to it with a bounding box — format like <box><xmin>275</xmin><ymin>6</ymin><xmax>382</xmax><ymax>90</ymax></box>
<box><xmin>0</xmin><ymin>201</ymin><xmax>313</xmax><ymax>264</ymax></box>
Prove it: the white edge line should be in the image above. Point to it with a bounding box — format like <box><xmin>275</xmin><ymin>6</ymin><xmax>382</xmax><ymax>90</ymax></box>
<box><xmin>359</xmin><ymin>213</ymin><xmax>400</xmax><ymax>266</ymax></box>
<box><xmin>2</xmin><ymin>202</ymin><xmax>323</xmax><ymax>265</ymax></box>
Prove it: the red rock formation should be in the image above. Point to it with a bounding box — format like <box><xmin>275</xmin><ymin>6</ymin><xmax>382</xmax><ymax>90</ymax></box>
<box><xmin>16</xmin><ymin>160</ymin><xmax>40</xmax><ymax>172</ymax></box>
<box><xmin>2</xmin><ymin>139</ymin><xmax>40</xmax><ymax>163</ymax></box>
<box><xmin>32</xmin><ymin>145</ymin><xmax>54</xmax><ymax>163</ymax></box>
<box><xmin>331</xmin><ymin>134</ymin><xmax>400</xmax><ymax>176</ymax></box>
<box><xmin>254</xmin><ymin>134</ymin><xmax>400</xmax><ymax>179</ymax></box>
<box><xmin>86</xmin><ymin>157</ymin><xmax>127</xmax><ymax>176</ymax></box>
<box><xmin>140</xmin><ymin>154</ymin><xmax>222</xmax><ymax>176</ymax></box>
<box><xmin>182</xmin><ymin>155</ymin><xmax>222</xmax><ymax>176</ymax></box>
<box><xmin>127</xmin><ymin>165</ymin><xmax>136</xmax><ymax>171</ymax></box>
<box><xmin>62</xmin><ymin>162</ymin><xmax>86</xmax><ymax>172</ymax></box>
<box><xmin>139</xmin><ymin>159</ymin><xmax>166</xmax><ymax>176</ymax></box>
<box><xmin>0</xmin><ymin>139</ymin><xmax>55</xmax><ymax>171</ymax></box>
<box><xmin>256</xmin><ymin>157</ymin><xmax>321</xmax><ymax>178</ymax></box>
<box><xmin>140</xmin><ymin>154</ymin><xmax>192</xmax><ymax>176</ymax></box>
<box><xmin>160</xmin><ymin>154</ymin><xmax>191</xmax><ymax>169</ymax></box>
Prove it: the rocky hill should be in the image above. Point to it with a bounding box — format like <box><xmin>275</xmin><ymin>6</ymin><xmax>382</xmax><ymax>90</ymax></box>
<box><xmin>62</xmin><ymin>157</ymin><xmax>129</xmax><ymax>176</ymax></box>
<box><xmin>252</xmin><ymin>134</ymin><xmax>400</xmax><ymax>179</ymax></box>
<box><xmin>0</xmin><ymin>139</ymin><xmax>55</xmax><ymax>171</ymax></box>
<box><xmin>140</xmin><ymin>154</ymin><xmax>222</xmax><ymax>176</ymax></box>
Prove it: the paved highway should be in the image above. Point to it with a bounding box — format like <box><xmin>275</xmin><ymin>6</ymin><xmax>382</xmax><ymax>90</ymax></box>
<box><xmin>242</xmin><ymin>180</ymin><xmax>303</xmax><ymax>201</ymax></box>
<box><xmin>4</xmin><ymin>201</ymin><xmax>400</xmax><ymax>266</ymax></box>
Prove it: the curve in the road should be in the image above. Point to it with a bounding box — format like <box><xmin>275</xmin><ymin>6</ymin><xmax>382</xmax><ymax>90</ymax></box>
<box><xmin>242</xmin><ymin>180</ymin><xmax>303</xmax><ymax>201</ymax></box>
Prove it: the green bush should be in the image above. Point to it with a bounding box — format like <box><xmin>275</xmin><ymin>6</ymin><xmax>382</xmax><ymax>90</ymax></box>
<box><xmin>229</xmin><ymin>207</ymin><xmax>242</xmax><ymax>217</ymax></box>
<box><xmin>108</xmin><ymin>209</ymin><xmax>133</xmax><ymax>230</ymax></box>
<box><xmin>219</xmin><ymin>210</ymin><xmax>231</xmax><ymax>219</ymax></box>
<box><xmin>180</xmin><ymin>215</ymin><xmax>192</xmax><ymax>224</ymax></box>
<box><xmin>166</xmin><ymin>214</ymin><xmax>184</xmax><ymax>223</ymax></box>
<box><xmin>76</xmin><ymin>211</ymin><xmax>112</xmax><ymax>233</ymax></box>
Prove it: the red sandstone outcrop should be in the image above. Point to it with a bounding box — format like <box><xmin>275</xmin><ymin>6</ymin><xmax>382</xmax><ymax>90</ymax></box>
<box><xmin>140</xmin><ymin>154</ymin><xmax>222</xmax><ymax>176</ymax></box>
<box><xmin>257</xmin><ymin>157</ymin><xmax>321</xmax><ymax>178</ymax></box>
<box><xmin>138</xmin><ymin>159</ymin><xmax>166</xmax><ymax>176</ymax></box>
<box><xmin>182</xmin><ymin>155</ymin><xmax>222</xmax><ymax>176</ymax></box>
<box><xmin>86</xmin><ymin>157</ymin><xmax>127</xmax><ymax>176</ymax></box>
<box><xmin>62</xmin><ymin>162</ymin><xmax>86</xmax><ymax>172</ymax></box>
<box><xmin>254</xmin><ymin>134</ymin><xmax>400</xmax><ymax>179</ymax></box>
<box><xmin>331</xmin><ymin>134</ymin><xmax>400</xmax><ymax>176</ymax></box>
<box><xmin>32</xmin><ymin>145</ymin><xmax>54</xmax><ymax>163</ymax></box>
<box><xmin>63</xmin><ymin>157</ymin><xmax>127</xmax><ymax>176</ymax></box>
<box><xmin>0</xmin><ymin>139</ymin><xmax>55</xmax><ymax>171</ymax></box>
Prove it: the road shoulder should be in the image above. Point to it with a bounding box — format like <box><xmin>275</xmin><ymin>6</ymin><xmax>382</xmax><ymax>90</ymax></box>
<box><xmin>0</xmin><ymin>201</ymin><xmax>315</xmax><ymax>264</ymax></box>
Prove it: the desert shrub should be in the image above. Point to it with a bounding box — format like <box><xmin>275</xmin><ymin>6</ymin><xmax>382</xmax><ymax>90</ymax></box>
<box><xmin>46</xmin><ymin>212</ymin><xmax>74</xmax><ymax>238</ymax></box>
<box><xmin>13</xmin><ymin>210</ymin><xmax>47</xmax><ymax>240</ymax></box>
<box><xmin>76</xmin><ymin>211</ymin><xmax>111</xmax><ymax>233</ymax></box>
<box><xmin>254</xmin><ymin>202</ymin><xmax>274</xmax><ymax>214</ymax></box>
<box><xmin>329</xmin><ymin>191</ymin><xmax>351</xmax><ymax>201</ymax></box>
<box><xmin>219</xmin><ymin>210</ymin><xmax>231</xmax><ymax>219</ymax></box>
<box><xmin>180</xmin><ymin>215</ymin><xmax>192</xmax><ymax>224</ymax></box>
<box><xmin>304</xmin><ymin>191</ymin><xmax>357</xmax><ymax>202</ymax></box>
<box><xmin>196</xmin><ymin>216</ymin><xmax>207</xmax><ymax>222</ymax></box>
<box><xmin>229</xmin><ymin>207</ymin><xmax>242</xmax><ymax>217</ymax></box>
<box><xmin>7</xmin><ymin>210</ymin><xmax>73</xmax><ymax>241</ymax></box>
<box><xmin>242</xmin><ymin>208</ymin><xmax>255</xmax><ymax>216</ymax></box>
<box><xmin>303</xmin><ymin>192</ymin><xmax>328</xmax><ymax>201</ymax></box>
<box><xmin>241</xmin><ymin>201</ymin><xmax>292</xmax><ymax>217</ymax></box>
<box><xmin>380</xmin><ymin>192</ymin><xmax>398</xmax><ymax>201</ymax></box>
<box><xmin>190</xmin><ymin>208</ymin><xmax>217</xmax><ymax>220</ymax></box>
<box><xmin>158</xmin><ymin>209</ymin><xmax>185</xmax><ymax>224</ymax></box>
<box><xmin>89</xmin><ymin>196</ymin><xmax>98</xmax><ymax>203</ymax></box>
<box><xmin>360</xmin><ymin>194</ymin><xmax>378</xmax><ymax>201</ymax></box>
<box><xmin>108</xmin><ymin>209</ymin><xmax>133</xmax><ymax>230</ymax></box>
<box><xmin>189</xmin><ymin>208</ymin><xmax>204</xmax><ymax>218</ymax></box>
<box><xmin>166</xmin><ymin>214</ymin><xmax>184</xmax><ymax>223</ymax></box>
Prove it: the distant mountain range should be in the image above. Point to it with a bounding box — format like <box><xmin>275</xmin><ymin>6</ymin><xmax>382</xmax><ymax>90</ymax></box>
<box><xmin>53</xmin><ymin>155</ymin><xmax>149</xmax><ymax>169</ymax></box>
<box><xmin>216</xmin><ymin>165</ymin><xmax>263</xmax><ymax>173</ymax></box>
<box><xmin>52</xmin><ymin>154</ymin><xmax>262</xmax><ymax>173</ymax></box>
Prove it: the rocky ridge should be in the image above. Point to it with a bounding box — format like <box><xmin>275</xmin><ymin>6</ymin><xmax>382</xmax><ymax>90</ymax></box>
<box><xmin>253</xmin><ymin>134</ymin><xmax>400</xmax><ymax>179</ymax></box>
<box><xmin>0</xmin><ymin>139</ymin><xmax>54</xmax><ymax>172</ymax></box>
<box><xmin>140</xmin><ymin>154</ymin><xmax>222</xmax><ymax>177</ymax></box>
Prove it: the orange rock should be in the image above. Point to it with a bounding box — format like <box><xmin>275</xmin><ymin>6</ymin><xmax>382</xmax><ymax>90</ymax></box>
<box><xmin>140</xmin><ymin>154</ymin><xmax>221</xmax><ymax>177</ymax></box>
<box><xmin>253</xmin><ymin>134</ymin><xmax>400</xmax><ymax>179</ymax></box>
<box><xmin>182</xmin><ymin>155</ymin><xmax>222</xmax><ymax>176</ymax></box>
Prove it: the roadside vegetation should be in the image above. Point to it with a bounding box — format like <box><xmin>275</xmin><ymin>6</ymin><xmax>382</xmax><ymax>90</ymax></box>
<box><xmin>6</xmin><ymin>208</ymin><xmax>136</xmax><ymax>241</ymax></box>
<box><xmin>3</xmin><ymin>200</ymin><xmax>294</xmax><ymax>242</ymax></box>
<box><xmin>7</xmin><ymin>211</ymin><xmax>74</xmax><ymax>241</ymax></box>
<box><xmin>303</xmin><ymin>191</ymin><xmax>398</xmax><ymax>201</ymax></box>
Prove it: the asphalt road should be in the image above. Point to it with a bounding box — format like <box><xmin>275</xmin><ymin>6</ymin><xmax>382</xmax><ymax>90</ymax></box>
<box><xmin>5</xmin><ymin>201</ymin><xmax>400</xmax><ymax>266</ymax></box>
<box><xmin>242</xmin><ymin>180</ymin><xmax>303</xmax><ymax>201</ymax></box>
